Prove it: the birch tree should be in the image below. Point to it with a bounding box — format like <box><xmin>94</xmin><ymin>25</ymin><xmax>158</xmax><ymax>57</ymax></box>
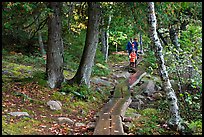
<box><xmin>101</xmin><ymin>10</ymin><xmax>112</xmax><ymax>63</ymax></box>
<box><xmin>147</xmin><ymin>2</ymin><xmax>185</xmax><ymax>132</ymax></box>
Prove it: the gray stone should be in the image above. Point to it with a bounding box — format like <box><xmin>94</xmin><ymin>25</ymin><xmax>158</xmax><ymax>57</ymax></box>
<box><xmin>75</xmin><ymin>122</ymin><xmax>86</xmax><ymax>127</ymax></box>
<box><xmin>152</xmin><ymin>92</ymin><xmax>163</xmax><ymax>100</ymax></box>
<box><xmin>129</xmin><ymin>99</ymin><xmax>144</xmax><ymax>110</ymax></box>
<box><xmin>91</xmin><ymin>77</ymin><xmax>111</xmax><ymax>86</ymax></box>
<box><xmin>123</xmin><ymin>122</ymin><xmax>133</xmax><ymax>133</ymax></box>
<box><xmin>9</xmin><ymin>112</ymin><xmax>29</xmax><ymax>117</ymax></box>
<box><xmin>155</xmin><ymin>84</ymin><xmax>162</xmax><ymax>91</ymax></box>
<box><xmin>114</xmin><ymin>72</ymin><xmax>130</xmax><ymax>79</ymax></box>
<box><xmin>57</xmin><ymin>117</ymin><xmax>74</xmax><ymax>125</ymax></box>
<box><xmin>47</xmin><ymin>100</ymin><xmax>62</xmax><ymax>110</ymax></box>
<box><xmin>122</xmin><ymin>117</ymin><xmax>133</xmax><ymax>122</ymax></box>
<box><xmin>133</xmin><ymin>113</ymin><xmax>141</xmax><ymax>118</ymax></box>
<box><xmin>86</xmin><ymin>122</ymin><xmax>96</xmax><ymax>130</ymax></box>
<box><xmin>143</xmin><ymin>80</ymin><xmax>156</xmax><ymax>96</ymax></box>
<box><xmin>134</xmin><ymin>95</ymin><xmax>145</xmax><ymax>99</ymax></box>
<box><xmin>60</xmin><ymin>92</ymin><xmax>66</xmax><ymax>95</ymax></box>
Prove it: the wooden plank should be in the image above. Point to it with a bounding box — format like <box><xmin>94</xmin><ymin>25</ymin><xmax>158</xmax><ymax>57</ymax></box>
<box><xmin>93</xmin><ymin>114</ymin><xmax>111</xmax><ymax>135</ymax></box>
<box><xmin>110</xmin><ymin>115</ymin><xmax>124</xmax><ymax>135</ymax></box>
<box><xmin>113</xmin><ymin>80</ymin><xmax>129</xmax><ymax>98</ymax></box>
<box><xmin>110</xmin><ymin>97</ymin><xmax>130</xmax><ymax>116</ymax></box>
<box><xmin>98</xmin><ymin>98</ymin><xmax>118</xmax><ymax>116</ymax></box>
<box><xmin>129</xmin><ymin>71</ymin><xmax>146</xmax><ymax>89</ymax></box>
<box><xmin>120</xmin><ymin>97</ymin><xmax>132</xmax><ymax>117</ymax></box>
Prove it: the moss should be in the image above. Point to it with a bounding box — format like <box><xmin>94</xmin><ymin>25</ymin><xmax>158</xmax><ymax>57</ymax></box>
<box><xmin>139</xmin><ymin>108</ymin><xmax>158</xmax><ymax>118</ymax></box>
<box><xmin>125</xmin><ymin>108</ymin><xmax>138</xmax><ymax>117</ymax></box>
<box><xmin>2</xmin><ymin>115</ymin><xmax>40</xmax><ymax>135</ymax></box>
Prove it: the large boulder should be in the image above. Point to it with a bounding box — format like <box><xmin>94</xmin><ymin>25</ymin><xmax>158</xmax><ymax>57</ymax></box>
<box><xmin>143</xmin><ymin>80</ymin><xmax>156</xmax><ymax>96</ymax></box>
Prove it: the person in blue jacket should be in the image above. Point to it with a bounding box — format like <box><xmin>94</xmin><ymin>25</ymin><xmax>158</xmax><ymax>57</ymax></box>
<box><xmin>132</xmin><ymin>38</ymin><xmax>139</xmax><ymax>57</ymax></box>
<box><xmin>126</xmin><ymin>37</ymin><xmax>133</xmax><ymax>55</ymax></box>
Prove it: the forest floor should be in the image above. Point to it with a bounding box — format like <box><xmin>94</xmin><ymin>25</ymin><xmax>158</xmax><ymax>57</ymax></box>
<box><xmin>2</xmin><ymin>50</ymin><xmax>201</xmax><ymax>135</ymax></box>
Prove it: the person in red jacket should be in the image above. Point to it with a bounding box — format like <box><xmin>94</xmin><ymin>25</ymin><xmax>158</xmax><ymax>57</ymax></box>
<box><xmin>129</xmin><ymin>49</ymin><xmax>137</xmax><ymax>68</ymax></box>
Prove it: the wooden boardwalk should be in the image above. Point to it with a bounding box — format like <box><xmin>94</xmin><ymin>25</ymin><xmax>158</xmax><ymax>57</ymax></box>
<box><xmin>93</xmin><ymin>80</ymin><xmax>131</xmax><ymax>135</ymax></box>
<box><xmin>93</xmin><ymin>55</ymin><xmax>145</xmax><ymax>135</ymax></box>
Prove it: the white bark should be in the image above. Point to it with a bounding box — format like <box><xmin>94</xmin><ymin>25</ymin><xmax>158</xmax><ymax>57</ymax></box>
<box><xmin>101</xmin><ymin>14</ymin><xmax>111</xmax><ymax>63</ymax></box>
<box><xmin>147</xmin><ymin>2</ymin><xmax>184</xmax><ymax>131</ymax></box>
<box><xmin>105</xmin><ymin>14</ymin><xmax>111</xmax><ymax>63</ymax></box>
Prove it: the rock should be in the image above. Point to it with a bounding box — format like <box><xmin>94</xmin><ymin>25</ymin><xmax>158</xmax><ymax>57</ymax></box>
<box><xmin>114</xmin><ymin>72</ymin><xmax>131</xmax><ymax>79</ymax></box>
<box><xmin>8</xmin><ymin>112</ymin><xmax>29</xmax><ymax>117</ymax></box>
<box><xmin>47</xmin><ymin>100</ymin><xmax>62</xmax><ymax>110</ymax></box>
<box><xmin>96</xmin><ymin>63</ymin><xmax>108</xmax><ymax>70</ymax></box>
<box><xmin>133</xmin><ymin>113</ymin><xmax>141</xmax><ymax>118</ymax></box>
<box><xmin>155</xmin><ymin>84</ymin><xmax>162</xmax><ymax>91</ymax></box>
<box><xmin>129</xmin><ymin>99</ymin><xmax>144</xmax><ymax>110</ymax></box>
<box><xmin>91</xmin><ymin>77</ymin><xmax>111</xmax><ymax>87</ymax></box>
<box><xmin>60</xmin><ymin>92</ymin><xmax>66</xmax><ymax>95</ymax></box>
<box><xmin>86</xmin><ymin>122</ymin><xmax>96</xmax><ymax>130</ymax></box>
<box><xmin>134</xmin><ymin>95</ymin><xmax>145</xmax><ymax>99</ymax></box>
<box><xmin>123</xmin><ymin>122</ymin><xmax>130</xmax><ymax>133</ymax></box>
<box><xmin>57</xmin><ymin>117</ymin><xmax>74</xmax><ymax>125</ymax></box>
<box><xmin>75</xmin><ymin>122</ymin><xmax>86</xmax><ymax>127</ymax></box>
<box><xmin>122</xmin><ymin>117</ymin><xmax>133</xmax><ymax>122</ymax></box>
<box><xmin>128</xmin><ymin>133</ymin><xmax>134</xmax><ymax>135</ymax></box>
<box><xmin>147</xmin><ymin>96</ymin><xmax>154</xmax><ymax>101</ymax></box>
<box><xmin>152</xmin><ymin>92</ymin><xmax>163</xmax><ymax>100</ymax></box>
<box><xmin>143</xmin><ymin>80</ymin><xmax>156</xmax><ymax>96</ymax></box>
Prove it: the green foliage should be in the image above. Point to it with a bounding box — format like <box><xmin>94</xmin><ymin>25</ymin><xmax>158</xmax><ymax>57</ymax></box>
<box><xmin>141</xmin><ymin>108</ymin><xmax>157</xmax><ymax>116</ymax></box>
<box><xmin>143</xmin><ymin>50</ymin><xmax>158</xmax><ymax>74</ymax></box>
<box><xmin>130</xmin><ymin>108</ymin><xmax>165</xmax><ymax>135</ymax></box>
<box><xmin>31</xmin><ymin>71</ymin><xmax>47</xmax><ymax>86</ymax></box>
<box><xmin>61</xmin><ymin>83</ymin><xmax>104</xmax><ymax>102</ymax></box>
<box><xmin>188</xmin><ymin>120</ymin><xmax>202</xmax><ymax>135</ymax></box>
<box><xmin>109</xmin><ymin>53</ymin><xmax>127</xmax><ymax>63</ymax></box>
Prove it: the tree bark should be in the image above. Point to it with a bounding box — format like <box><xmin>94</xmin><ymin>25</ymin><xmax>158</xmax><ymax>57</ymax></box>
<box><xmin>46</xmin><ymin>2</ymin><xmax>64</xmax><ymax>89</ymax></box>
<box><xmin>147</xmin><ymin>2</ymin><xmax>184</xmax><ymax>131</ymax></box>
<box><xmin>67</xmin><ymin>2</ymin><xmax>74</xmax><ymax>32</ymax></box>
<box><xmin>139</xmin><ymin>33</ymin><xmax>143</xmax><ymax>54</ymax></box>
<box><xmin>101</xmin><ymin>17</ymin><xmax>106</xmax><ymax>59</ymax></box>
<box><xmin>105</xmin><ymin>14</ymin><xmax>111</xmax><ymax>62</ymax></box>
<box><xmin>35</xmin><ymin>14</ymin><xmax>46</xmax><ymax>57</ymax></box>
<box><xmin>101</xmin><ymin>14</ymin><xmax>111</xmax><ymax>63</ymax></box>
<box><xmin>68</xmin><ymin>2</ymin><xmax>100</xmax><ymax>87</ymax></box>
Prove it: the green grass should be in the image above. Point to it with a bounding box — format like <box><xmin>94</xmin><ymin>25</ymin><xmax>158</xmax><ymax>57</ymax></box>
<box><xmin>2</xmin><ymin>115</ymin><xmax>40</xmax><ymax>135</ymax></box>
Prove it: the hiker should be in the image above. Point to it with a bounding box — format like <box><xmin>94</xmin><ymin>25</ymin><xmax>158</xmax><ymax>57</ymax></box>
<box><xmin>126</xmin><ymin>37</ymin><xmax>133</xmax><ymax>55</ymax></box>
<box><xmin>132</xmin><ymin>38</ymin><xmax>139</xmax><ymax>58</ymax></box>
<box><xmin>129</xmin><ymin>49</ymin><xmax>137</xmax><ymax>68</ymax></box>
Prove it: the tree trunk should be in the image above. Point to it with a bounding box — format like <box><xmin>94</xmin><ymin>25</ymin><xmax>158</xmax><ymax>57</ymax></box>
<box><xmin>105</xmin><ymin>14</ymin><xmax>111</xmax><ymax>62</ymax></box>
<box><xmin>169</xmin><ymin>25</ymin><xmax>180</xmax><ymax>50</ymax></box>
<box><xmin>147</xmin><ymin>2</ymin><xmax>184</xmax><ymax>131</ymax></box>
<box><xmin>101</xmin><ymin>17</ymin><xmax>106</xmax><ymax>59</ymax></box>
<box><xmin>101</xmin><ymin>14</ymin><xmax>111</xmax><ymax>63</ymax></box>
<box><xmin>68</xmin><ymin>2</ymin><xmax>100</xmax><ymax>87</ymax></box>
<box><xmin>139</xmin><ymin>33</ymin><xmax>143</xmax><ymax>54</ymax></box>
<box><xmin>46</xmin><ymin>2</ymin><xmax>64</xmax><ymax>89</ymax></box>
<box><xmin>35</xmin><ymin>14</ymin><xmax>46</xmax><ymax>57</ymax></box>
<box><xmin>67</xmin><ymin>2</ymin><xmax>74</xmax><ymax>32</ymax></box>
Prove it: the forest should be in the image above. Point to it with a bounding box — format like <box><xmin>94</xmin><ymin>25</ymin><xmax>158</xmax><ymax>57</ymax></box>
<box><xmin>2</xmin><ymin>2</ymin><xmax>202</xmax><ymax>135</ymax></box>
